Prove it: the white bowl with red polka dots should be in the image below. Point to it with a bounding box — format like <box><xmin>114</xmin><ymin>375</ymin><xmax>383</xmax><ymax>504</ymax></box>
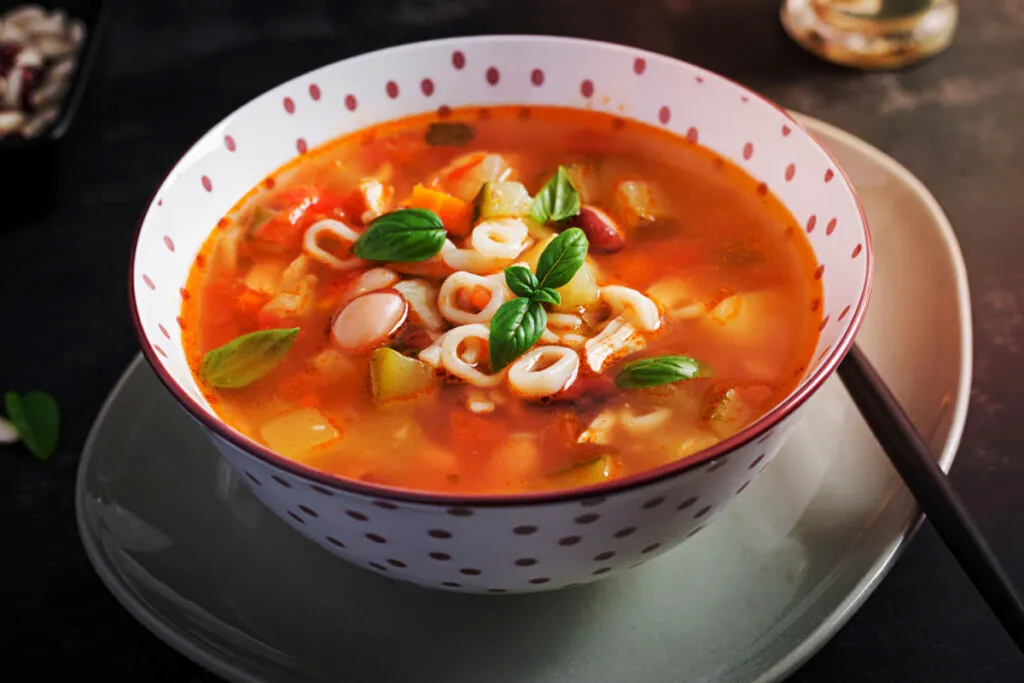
<box><xmin>129</xmin><ymin>35</ymin><xmax>872</xmax><ymax>593</ymax></box>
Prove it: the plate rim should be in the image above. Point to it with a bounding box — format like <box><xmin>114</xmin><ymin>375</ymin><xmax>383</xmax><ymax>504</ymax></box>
<box><xmin>76</xmin><ymin>113</ymin><xmax>973</xmax><ymax>683</ymax></box>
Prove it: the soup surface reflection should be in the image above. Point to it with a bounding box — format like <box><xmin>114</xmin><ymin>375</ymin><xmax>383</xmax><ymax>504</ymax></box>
<box><xmin>182</xmin><ymin>106</ymin><xmax>822</xmax><ymax>494</ymax></box>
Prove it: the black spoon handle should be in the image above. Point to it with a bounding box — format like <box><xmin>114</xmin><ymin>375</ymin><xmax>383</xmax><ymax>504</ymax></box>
<box><xmin>838</xmin><ymin>344</ymin><xmax>1024</xmax><ymax>654</ymax></box>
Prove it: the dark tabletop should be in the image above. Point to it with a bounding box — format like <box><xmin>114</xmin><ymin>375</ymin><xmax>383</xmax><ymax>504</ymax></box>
<box><xmin>2</xmin><ymin>0</ymin><xmax>1022</xmax><ymax>680</ymax></box>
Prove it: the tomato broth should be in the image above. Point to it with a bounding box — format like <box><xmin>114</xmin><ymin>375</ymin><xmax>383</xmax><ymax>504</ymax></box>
<box><xmin>182</xmin><ymin>106</ymin><xmax>821</xmax><ymax>494</ymax></box>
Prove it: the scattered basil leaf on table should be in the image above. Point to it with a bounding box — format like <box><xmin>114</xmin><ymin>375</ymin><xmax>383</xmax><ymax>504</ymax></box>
<box><xmin>504</xmin><ymin>265</ymin><xmax>540</xmax><ymax>298</ymax></box>
<box><xmin>201</xmin><ymin>328</ymin><xmax>300</xmax><ymax>388</ymax></box>
<box><xmin>425</xmin><ymin>122</ymin><xmax>476</xmax><ymax>147</ymax></box>
<box><xmin>351</xmin><ymin>209</ymin><xmax>446</xmax><ymax>262</ymax></box>
<box><xmin>530</xmin><ymin>165</ymin><xmax>581</xmax><ymax>225</ymax></box>
<box><xmin>615</xmin><ymin>356</ymin><xmax>706</xmax><ymax>389</ymax></box>
<box><xmin>488</xmin><ymin>297</ymin><xmax>548</xmax><ymax>372</ymax></box>
<box><xmin>4</xmin><ymin>390</ymin><xmax>60</xmax><ymax>461</ymax></box>
<box><xmin>536</xmin><ymin>227</ymin><xmax>589</xmax><ymax>289</ymax></box>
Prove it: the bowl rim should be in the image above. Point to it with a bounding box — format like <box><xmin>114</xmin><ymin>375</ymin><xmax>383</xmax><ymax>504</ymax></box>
<box><xmin>128</xmin><ymin>34</ymin><xmax>874</xmax><ymax>508</ymax></box>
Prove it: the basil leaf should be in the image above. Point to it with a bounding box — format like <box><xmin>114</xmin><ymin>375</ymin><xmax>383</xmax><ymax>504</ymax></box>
<box><xmin>504</xmin><ymin>265</ymin><xmax>539</xmax><ymax>298</ymax></box>
<box><xmin>5</xmin><ymin>391</ymin><xmax>59</xmax><ymax>461</ymax></box>
<box><xmin>530</xmin><ymin>166</ymin><xmax>581</xmax><ymax>225</ymax></box>
<box><xmin>615</xmin><ymin>356</ymin><xmax>706</xmax><ymax>389</ymax></box>
<box><xmin>351</xmin><ymin>209</ymin><xmax>446</xmax><ymax>262</ymax></box>
<box><xmin>489</xmin><ymin>298</ymin><xmax>547</xmax><ymax>371</ymax></box>
<box><xmin>425</xmin><ymin>122</ymin><xmax>475</xmax><ymax>147</ymax></box>
<box><xmin>200</xmin><ymin>328</ymin><xmax>300</xmax><ymax>388</ymax></box>
<box><xmin>536</xmin><ymin>227</ymin><xmax>589</xmax><ymax>290</ymax></box>
<box><xmin>531</xmin><ymin>287</ymin><xmax>561</xmax><ymax>306</ymax></box>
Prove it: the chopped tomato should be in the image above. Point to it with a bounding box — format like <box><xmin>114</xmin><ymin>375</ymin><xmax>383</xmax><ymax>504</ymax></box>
<box><xmin>250</xmin><ymin>187</ymin><xmax>352</xmax><ymax>250</ymax></box>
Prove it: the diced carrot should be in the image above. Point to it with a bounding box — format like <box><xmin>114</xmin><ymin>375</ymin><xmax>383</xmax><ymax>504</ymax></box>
<box><xmin>468</xmin><ymin>285</ymin><xmax>491</xmax><ymax>312</ymax></box>
<box><xmin>449</xmin><ymin>409</ymin><xmax>507</xmax><ymax>456</ymax></box>
<box><xmin>237</xmin><ymin>288</ymin><xmax>269</xmax><ymax>314</ymax></box>
<box><xmin>405</xmin><ymin>184</ymin><xmax>473</xmax><ymax>237</ymax></box>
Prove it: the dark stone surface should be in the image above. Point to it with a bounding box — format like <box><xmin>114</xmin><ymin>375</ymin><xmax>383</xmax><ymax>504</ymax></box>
<box><xmin>1</xmin><ymin>0</ymin><xmax>1021</xmax><ymax>680</ymax></box>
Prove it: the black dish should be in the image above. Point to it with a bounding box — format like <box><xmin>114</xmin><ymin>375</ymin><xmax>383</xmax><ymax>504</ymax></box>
<box><xmin>0</xmin><ymin>0</ymin><xmax>109</xmax><ymax>211</ymax></box>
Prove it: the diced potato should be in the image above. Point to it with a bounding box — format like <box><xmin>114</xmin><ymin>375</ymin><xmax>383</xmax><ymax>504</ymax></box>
<box><xmin>522</xmin><ymin>235</ymin><xmax>601</xmax><ymax>312</ymax></box>
<box><xmin>613</xmin><ymin>179</ymin><xmax>657</xmax><ymax>230</ymax></box>
<box><xmin>703</xmin><ymin>291</ymin><xmax>790</xmax><ymax>348</ymax></box>
<box><xmin>474</xmin><ymin>181</ymin><xmax>532</xmax><ymax>220</ymax></box>
<box><xmin>492</xmin><ymin>433</ymin><xmax>542</xmax><ymax>484</ymax></box>
<box><xmin>243</xmin><ymin>260</ymin><xmax>282</xmax><ymax>294</ymax></box>
<box><xmin>647</xmin><ymin>278</ymin><xmax>706</xmax><ymax>321</ymax></box>
<box><xmin>370</xmin><ymin>348</ymin><xmax>436</xmax><ymax>405</ymax></box>
<box><xmin>703</xmin><ymin>388</ymin><xmax>753</xmax><ymax>439</ymax></box>
<box><xmin>677</xmin><ymin>432</ymin><xmax>720</xmax><ymax>459</ymax></box>
<box><xmin>547</xmin><ymin>454</ymin><xmax>618</xmax><ymax>488</ymax></box>
<box><xmin>260</xmin><ymin>408</ymin><xmax>340</xmax><ymax>459</ymax></box>
<box><xmin>311</xmin><ymin>348</ymin><xmax>362</xmax><ymax>383</ymax></box>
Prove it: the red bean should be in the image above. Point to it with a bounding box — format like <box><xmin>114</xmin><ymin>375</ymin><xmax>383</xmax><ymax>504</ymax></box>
<box><xmin>569</xmin><ymin>206</ymin><xmax>626</xmax><ymax>253</ymax></box>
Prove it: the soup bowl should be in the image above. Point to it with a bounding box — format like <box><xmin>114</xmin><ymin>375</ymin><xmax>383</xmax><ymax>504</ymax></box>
<box><xmin>130</xmin><ymin>36</ymin><xmax>871</xmax><ymax>593</ymax></box>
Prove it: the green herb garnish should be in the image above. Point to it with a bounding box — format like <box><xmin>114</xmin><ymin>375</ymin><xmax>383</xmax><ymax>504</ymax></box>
<box><xmin>425</xmin><ymin>121</ymin><xmax>476</xmax><ymax>147</ymax></box>
<box><xmin>530</xmin><ymin>165</ymin><xmax>581</xmax><ymax>225</ymax></box>
<box><xmin>489</xmin><ymin>228</ymin><xmax>590</xmax><ymax>371</ymax></box>
<box><xmin>351</xmin><ymin>208</ymin><xmax>446</xmax><ymax>262</ymax></box>
<box><xmin>503</xmin><ymin>265</ymin><xmax>540</xmax><ymax>298</ymax></box>
<box><xmin>615</xmin><ymin>355</ymin><xmax>706</xmax><ymax>389</ymax></box>
<box><xmin>4</xmin><ymin>391</ymin><xmax>60</xmax><ymax>461</ymax></box>
<box><xmin>200</xmin><ymin>328</ymin><xmax>300</xmax><ymax>388</ymax></box>
<box><xmin>536</xmin><ymin>227</ymin><xmax>588</xmax><ymax>289</ymax></box>
<box><xmin>530</xmin><ymin>287</ymin><xmax>562</xmax><ymax>306</ymax></box>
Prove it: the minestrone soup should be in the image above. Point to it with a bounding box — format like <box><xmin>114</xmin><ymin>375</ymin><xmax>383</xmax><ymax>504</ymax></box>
<box><xmin>182</xmin><ymin>106</ymin><xmax>822</xmax><ymax>494</ymax></box>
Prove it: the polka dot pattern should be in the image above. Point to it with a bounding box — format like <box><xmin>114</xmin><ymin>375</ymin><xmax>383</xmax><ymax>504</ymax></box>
<box><xmin>136</xmin><ymin>37</ymin><xmax>868</xmax><ymax>594</ymax></box>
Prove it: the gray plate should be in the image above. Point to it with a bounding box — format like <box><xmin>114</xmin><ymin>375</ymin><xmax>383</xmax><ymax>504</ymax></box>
<box><xmin>76</xmin><ymin>115</ymin><xmax>972</xmax><ymax>683</ymax></box>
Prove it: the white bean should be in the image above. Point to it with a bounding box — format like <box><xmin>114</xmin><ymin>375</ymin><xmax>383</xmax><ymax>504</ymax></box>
<box><xmin>507</xmin><ymin>346</ymin><xmax>580</xmax><ymax>399</ymax></box>
<box><xmin>331</xmin><ymin>290</ymin><xmax>408</xmax><ymax>353</ymax></box>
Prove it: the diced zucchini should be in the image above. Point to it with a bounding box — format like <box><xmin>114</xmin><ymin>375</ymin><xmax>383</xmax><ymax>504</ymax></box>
<box><xmin>563</xmin><ymin>162</ymin><xmax>601</xmax><ymax>204</ymax></box>
<box><xmin>370</xmin><ymin>347</ymin><xmax>436</xmax><ymax>405</ymax></box>
<box><xmin>547</xmin><ymin>453</ymin><xmax>618</xmax><ymax>488</ymax></box>
<box><xmin>703</xmin><ymin>388</ymin><xmax>752</xmax><ymax>439</ymax></box>
<box><xmin>473</xmin><ymin>181</ymin><xmax>532</xmax><ymax>220</ymax></box>
<box><xmin>246</xmin><ymin>204</ymin><xmax>276</xmax><ymax>238</ymax></box>
<box><xmin>260</xmin><ymin>408</ymin><xmax>340</xmax><ymax>459</ymax></box>
<box><xmin>522</xmin><ymin>235</ymin><xmax>601</xmax><ymax>312</ymax></box>
<box><xmin>614</xmin><ymin>180</ymin><xmax>657</xmax><ymax>229</ymax></box>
